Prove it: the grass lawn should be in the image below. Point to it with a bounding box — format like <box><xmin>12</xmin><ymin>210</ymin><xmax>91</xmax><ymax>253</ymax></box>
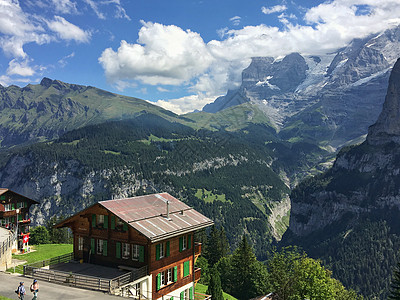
<box><xmin>7</xmin><ymin>244</ymin><xmax>73</xmax><ymax>274</ymax></box>
<box><xmin>195</xmin><ymin>283</ymin><xmax>238</xmax><ymax>300</ymax></box>
<box><xmin>0</xmin><ymin>296</ymin><xmax>12</xmax><ymax>300</ymax></box>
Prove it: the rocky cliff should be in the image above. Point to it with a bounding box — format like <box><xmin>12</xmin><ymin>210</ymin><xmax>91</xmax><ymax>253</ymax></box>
<box><xmin>204</xmin><ymin>25</ymin><xmax>400</xmax><ymax>148</ymax></box>
<box><xmin>284</xmin><ymin>58</ymin><xmax>400</xmax><ymax>299</ymax></box>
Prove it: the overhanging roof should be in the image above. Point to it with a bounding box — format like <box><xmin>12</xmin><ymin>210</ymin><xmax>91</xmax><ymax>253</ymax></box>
<box><xmin>100</xmin><ymin>193</ymin><xmax>213</xmax><ymax>242</ymax></box>
<box><xmin>0</xmin><ymin>188</ymin><xmax>39</xmax><ymax>204</ymax></box>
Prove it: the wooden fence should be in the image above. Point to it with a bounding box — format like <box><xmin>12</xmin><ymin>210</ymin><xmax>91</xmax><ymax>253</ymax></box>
<box><xmin>23</xmin><ymin>253</ymin><xmax>148</xmax><ymax>294</ymax></box>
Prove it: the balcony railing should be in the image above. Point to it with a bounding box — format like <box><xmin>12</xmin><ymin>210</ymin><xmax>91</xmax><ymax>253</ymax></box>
<box><xmin>194</xmin><ymin>267</ymin><xmax>201</xmax><ymax>282</ymax></box>
<box><xmin>195</xmin><ymin>242</ymin><xmax>202</xmax><ymax>256</ymax></box>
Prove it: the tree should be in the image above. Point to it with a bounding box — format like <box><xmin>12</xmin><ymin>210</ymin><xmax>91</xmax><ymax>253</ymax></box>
<box><xmin>196</xmin><ymin>256</ymin><xmax>210</xmax><ymax>285</ymax></box>
<box><xmin>30</xmin><ymin>226</ymin><xmax>50</xmax><ymax>244</ymax></box>
<box><xmin>206</xmin><ymin>225</ymin><xmax>230</xmax><ymax>267</ymax></box>
<box><xmin>206</xmin><ymin>267</ymin><xmax>224</xmax><ymax>300</ymax></box>
<box><xmin>389</xmin><ymin>262</ymin><xmax>400</xmax><ymax>299</ymax></box>
<box><xmin>266</xmin><ymin>247</ymin><xmax>363</xmax><ymax>300</ymax></box>
<box><xmin>230</xmin><ymin>235</ymin><xmax>269</xmax><ymax>299</ymax></box>
<box><xmin>45</xmin><ymin>215</ymin><xmax>72</xmax><ymax>244</ymax></box>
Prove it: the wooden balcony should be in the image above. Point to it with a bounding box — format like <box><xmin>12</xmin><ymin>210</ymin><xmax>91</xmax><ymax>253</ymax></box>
<box><xmin>194</xmin><ymin>267</ymin><xmax>201</xmax><ymax>283</ymax></box>
<box><xmin>194</xmin><ymin>242</ymin><xmax>201</xmax><ymax>264</ymax></box>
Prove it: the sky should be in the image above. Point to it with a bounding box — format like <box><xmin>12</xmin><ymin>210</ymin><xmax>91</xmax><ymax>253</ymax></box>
<box><xmin>1</xmin><ymin>0</ymin><xmax>400</xmax><ymax>114</ymax></box>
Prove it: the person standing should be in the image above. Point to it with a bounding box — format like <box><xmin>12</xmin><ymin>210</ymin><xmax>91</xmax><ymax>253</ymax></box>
<box><xmin>30</xmin><ymin>279</ymin><xmax>39</xmax><ymax>300</ymax></box>
<box><xmin>16</xmin><ymin>282</ymin><xmax>26</xmax><ymax>300</ymax></box>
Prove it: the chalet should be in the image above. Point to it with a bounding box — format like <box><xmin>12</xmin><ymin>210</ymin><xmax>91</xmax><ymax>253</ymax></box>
<box><xmin>55</xmin><ymin>192</ymin><xmax>214</xmax><ymax>299</ymax></box>
<box><xmin>0</xmin><ymin>188</ymin><xmax>38</xmax><ymax>251</ymax></box>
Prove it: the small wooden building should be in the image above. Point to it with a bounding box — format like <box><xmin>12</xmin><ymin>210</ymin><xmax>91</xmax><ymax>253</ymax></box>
<box><xmin>55</xmin><ymin>192</ymin><xmax>214</xmax><ymax>300</ymax></box>
<box><xmin>0</xmin><ymin>188</ymin><xmax>39</xmax><ymax>251</ymax></box>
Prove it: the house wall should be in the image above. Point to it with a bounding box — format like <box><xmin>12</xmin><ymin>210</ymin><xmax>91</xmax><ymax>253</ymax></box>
<box><xmin>64</xmin><ymin>204</ymin><xmax>199</xmax><ymax>299</ymax></box>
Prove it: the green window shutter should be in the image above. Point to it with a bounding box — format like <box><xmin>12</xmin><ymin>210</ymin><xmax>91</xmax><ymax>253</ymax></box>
<box><xmin>156</xmin><ymin>273</ymin><xmax>161</xmax><ymax>291</ymax></box>
<box><xmin>12</xmin><ymin>203</ymin><xmax>15</xmax><ymax>210</ymax></box>
<box><xmin>0</xmin><ymin>196</ymin><xmax>5</xmax><ymax>200</ymax></box>
<box><xmin>180</xmin><ymin>291</ymin><xmax>184</xmax><ymax>300</ymax></box>
<box><xmin>18</xmin><ymin>214</ymin><xmax>22</xmax><ymax>221</ymax></box>
<box><xmin>139</xmin><ymin>245</ymin><xmax>145</xmax><ymax>262</ymax></box>
<box><xmin>179</xmin><ymin>237</ymin><xmax>183</xmax><ymax>252</ymax></box>
<box><xmin>166</xmin><ymin>241</ymin><xmax>170</xmax><ymax>257</ymax></box>
<box><xmin>103</xmin><ymin>240</ymin><xmax>108</xmax><ymax>256</ymax></box>
<box><xmin>91</xmin><ymin>238</ymin><xmax>95</xmax><ymax>252</ymax></box>
<box><xmin>111</xmin><ymin>216</ymin><xmax>115</xmax><ymax>230</ymax></box>
<box><xmin>116</xmin><ymin>242</ymin><xmax>121</xmax><ymax>259</ymax></box>
<box><xmin>92</xmin><ymin>214</ymin><xmax>96</xmax><ymax>228</ymax></box>
<box><xmin>174</xmin><ymin>266</ymin><xmax>177</xmax><ymax>282</ymax></box>
<box><xmin>156</xmin><ymin>244</ymin><xmax>160</xmax><ymax>260</ymax></box>
<box><xmin>104</xmin><ymin>215</ymin><xmax>108</xmax><ymax>229</ymax></box>
<box><xmin>184</xmin><ymin>261</ymin><xmax>190</xmax><ymax>277</ymax></box>
<box><xmin>189</xmin><ymin>287</ymin><xmax>193</xmax><ymax>300</ymax></box>
<box><xmin>171</xmin><ymin>297</ymin><xmax>174</xmax><ymax>300</ymax></box>
<box><xmin>24</xmin><ymin>201</ymin><xmax>27</xmax><ymax>207</ymax></box>
<box><xmin>123</xmin><ymin>223</ymin><xmax>128</xmax><ymax>231</ymax></box>
<box><xmin>188</xmin><ymin>235</ymin><xmax>192</xmax><ymax>250</ymax></box>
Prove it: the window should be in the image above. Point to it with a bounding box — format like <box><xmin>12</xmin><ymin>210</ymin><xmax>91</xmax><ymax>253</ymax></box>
<box><xmin>180</xmin><ymin>288</ymin><xmax>193</xmax><ymax>300</ymax></box>
<box><xmin>4</xmin><ymin>204</ymin><xmax>11</xmax><ymax>211</ymax></box>
<box><xmin>17</xmin><ymin>202</ymin><xmax>25</xmax><ymax>209</ymax></box>
<box><xmin>78</xmin><ymin>237</ymin><xmax>83</xmax><ymax>251</ymax></box>
<box><xmin>97</xmin><ymin>239</ymin><xmax>104</xmax><ymax>254</ymax></box>
<box><xmin>182</xmin><ymin>235</ymin><xmax>187</xmax><ymax>250</ymax></box>
<box><xmin>122</xmin><ymin>243</ymin><xmax>130</xmax><ymax>259</ymax></box>
<box><xmin>166</xmin><ymin>268</ymin><xmax>173</xmax><ymax>284</ymax></box>
<box><xmin>156</xmin><ymin>241</ymin><xmax>169</xmax><ymax>260</ymax></box>
<box><xmin>160</xmin><ymin>271</ymin><xmax>165</xmax><ymax>286</ymax></box>
<box><xmin>132</xmin><ymin>244</ymin><xmax>140</xmax><ymax>260</ymax></box>
<box><xmin>159</xmin><ymin>243</ymin><xmax>164</xmax><ymax>258</ymax></box>
<box><xmin>98</xmin><ymin>215</ymin><xmax>104</xmax><ymax>226</ymax></box>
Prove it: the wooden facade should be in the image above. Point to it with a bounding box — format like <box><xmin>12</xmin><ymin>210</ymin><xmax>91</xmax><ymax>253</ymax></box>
<box><xmin>56</xmin><ymin>193</ymin><xmax>213</xmax><ymax>300</ymax></box>
<box><xmin>0</xmin><ymin>189</ymin><xmax>38</xmax><ymax>251</ymax></box>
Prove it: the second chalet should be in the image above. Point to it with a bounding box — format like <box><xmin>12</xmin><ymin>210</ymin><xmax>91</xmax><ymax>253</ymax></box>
<box><xmin>55</xmin><ymin>192</ymin><xmax>214</xmax><ymax>299</ymax></box>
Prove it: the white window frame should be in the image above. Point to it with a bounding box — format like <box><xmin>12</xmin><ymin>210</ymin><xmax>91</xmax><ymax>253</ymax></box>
<box><xmin>4</xmin><ymin>204</ymin><xmax>11</xmax><ymax>212</ymax></box>
<box><xmin>78</xmin><ymin>236</ymin><xmax>84</xmax><ymax>251</ymax></box>
<box><xmin>132</xmin><ymin>244</ymin><xmax>140</xmax><ymax>260</ymax></box>
<box><xmin>166</xmin><ymin>268</ymin><xmax>173</xmax><ymax>284</ymax></box>
<box><xmin>97</xmin><ymin>239</ymin><xmax>104</xmax><ymax>254</ymax></box>
<box><xmin>122</xmin><ymin>243</ymin><xmax>130</xmax><ymax>259</ymax></box>
<box><xmin>182</xmin><ymin>235</ymin><xmax>187</xmax><ymax>251</ymax></box>
<box><xmin>183</xmin><ymin>289</ymin><xmax>189</xmax><ymax>300</ymax></box>
<box><xmin>160</xmin><ymin>270</ymin><xmax>165</xmax><ymax>286</ymax></box>
<box><xmin>159</xmin><ymin>243</ymin><xmax>165</xmax><ymax>258</ymax></box>
<box><xmin>97</xmin><ymin>214</ymin><xmax>105</xmax><ymax>226</ymax></box>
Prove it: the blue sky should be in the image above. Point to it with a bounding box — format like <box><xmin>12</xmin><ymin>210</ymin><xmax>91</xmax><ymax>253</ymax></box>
<box><xmin>1</xmin><ymin>0</ymin><xmax>400</xmax><ymax>114</ymax></box>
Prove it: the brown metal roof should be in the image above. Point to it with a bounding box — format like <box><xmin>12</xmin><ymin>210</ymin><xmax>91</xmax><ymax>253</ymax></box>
<box><xmin>100</xmin><ymin>193</ymin><xmax>213</xmax><ymax>242</ymax></box>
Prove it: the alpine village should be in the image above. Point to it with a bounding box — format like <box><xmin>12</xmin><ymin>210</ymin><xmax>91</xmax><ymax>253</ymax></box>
<box><xmin>2</xmin><ymin>4</ymin><xmax>400</xmax><ymax>300</ymax></box>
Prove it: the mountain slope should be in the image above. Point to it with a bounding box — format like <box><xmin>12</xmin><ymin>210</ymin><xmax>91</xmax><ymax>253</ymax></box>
<box><xmin>204</xmin><ymin>25</ymin><xmax>400</xmax><ymax>148</ymax></box>
<box><xmin>0</xmin><ymin>113</ymin><xmax>290</xmax><ymax>258</ymax></box>
<box><xmin>0</xmin><ymin>78</ymin><xmax>182</xmax><ymax>148</ymax></box>
<box><xmin>282</xmin><ymin>59</ymin><xmax>400</xmax><ymax>299</ymax></box>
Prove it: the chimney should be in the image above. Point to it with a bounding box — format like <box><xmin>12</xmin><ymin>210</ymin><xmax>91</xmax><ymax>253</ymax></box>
<box><xmin>166</xmin><ymin>200</ymin><xmax>170</xmax><ymax>219</ymax></box>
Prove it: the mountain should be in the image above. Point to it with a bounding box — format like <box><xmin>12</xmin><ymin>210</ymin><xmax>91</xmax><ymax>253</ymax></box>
<box><xmin>282</xmin><ymin>59</ymin><xmax>400</xmax><ymax>299</ymax></box>
<box><xmin>203</xmin><ymin>25</ymin><xmax>400</xmax><ymax>148</ymax></box>
<box><xmin>0</xmin><ymin>113</ymin><xmax>293</xmax><ymax>258</ymax></box>
<box><xmin>0</xmin><ymin>78</ymin><xmax>182</xmax><ymax>148</ymax></box>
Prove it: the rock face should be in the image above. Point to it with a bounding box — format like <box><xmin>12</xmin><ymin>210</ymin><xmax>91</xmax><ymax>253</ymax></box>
<box><xmin>367</xmin><ymin>58</ymin><xmax>400</xmax><ymax>145</ymax></box>
<box><xmin>284</xmin><ymin>56</ymin><xmax>400</xmax><ymax>298</ymax></box>
<box><xmin>204</xmin><ymin>25</ymin><xmax>400</xmax><ymax>148</ymax></box>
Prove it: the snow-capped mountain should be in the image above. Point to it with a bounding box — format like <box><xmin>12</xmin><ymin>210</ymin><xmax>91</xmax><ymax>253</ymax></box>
<box><xmin>203</xmin><ymin>25</ymin><xmax>400</xmax><ymax>148</ymax></box>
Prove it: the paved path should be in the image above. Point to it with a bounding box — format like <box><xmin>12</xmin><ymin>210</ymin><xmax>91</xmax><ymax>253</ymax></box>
<box><xmin>0</xmin><ymin>272</ymin><xmax>119</xmax><ymax>299</ymax></box>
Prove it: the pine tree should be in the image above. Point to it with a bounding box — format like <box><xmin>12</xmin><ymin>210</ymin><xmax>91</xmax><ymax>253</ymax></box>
<box><xmin>389</xmin><ymin>262</ymin><xmax>400</xmax><ymax>299</ymax></box>
<box><xmin>207</xmin><ymin>267</ymin><xmax>224</xmax><ymax>300</ymax></box>
<box><xmin>230</xmin><ymin>235</ymin><xmax>268</xmax><ymax>300</ymax></box>
<box><xmin>206</xmin><ymin>226</ymin><xmax>230</xmax><ymax>267</ymax></box>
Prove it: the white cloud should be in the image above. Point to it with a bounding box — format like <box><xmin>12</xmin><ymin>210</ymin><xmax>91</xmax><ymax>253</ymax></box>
<box><xmin>51</xmin><ymin>0</ymin><xmax>78</xmax><ymax>14</ymax></box>
<box><xmin>7</xmin><ymin>59</ymin><xmax>35</xmax><ymax>76</ymax></box>
<box><xmin>83</xmin><ymin>0</ymin><xmax>130</xmax><ymax>20</ymax></box>
<box><xmin>261</xmin><ymin>5</ymin><xmax>287</xmax><ymax>15</ymax></box>
<box><xmin>47</xmin><ymin>16</ymin><xmax>90</xmax><ymax>43</ymax></box>
<box><xmin>99</xmin><ymin>21</ymin><xmax>214</xmax><ymax>86</ymax></box>
<box><xmin>230</xmin><ymin>16</ymin><xmax>241</xmax><ymax>26</ymax></box>
<box><xmin>58</xmin><ymin>52</ymin><xmax>75</xmax><ymax>67</ymax></box>
<box><xmin>151</xmin><ymin>94</ymin><xmax>218</xmax><ymax>115</ymax></box>
<box><xmin>98</xmin><ymin>0</ymin><xmax>400</xmax><ymax>114</ymax></box>
<box><xmin>157</xmin><ymin>87</ymin><xmax>170</xmax><ymax>92</ymax></box>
